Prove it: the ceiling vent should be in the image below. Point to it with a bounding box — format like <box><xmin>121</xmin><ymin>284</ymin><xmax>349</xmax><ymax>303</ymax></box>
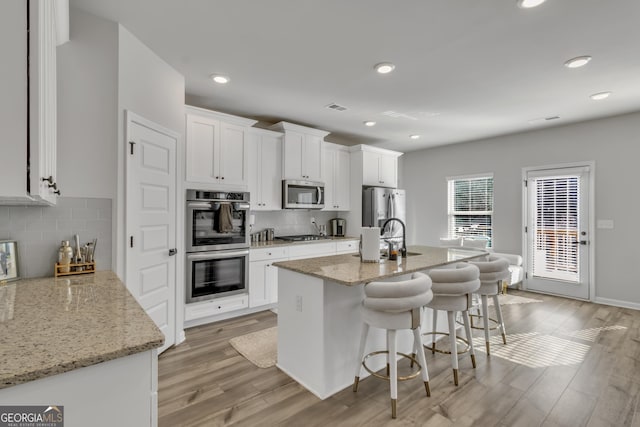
<box><xmin>382</xmin><ymin>110</ymin><xmax>418</xmax><ymax>121</ymax></box>
<box><xmin>325</xmin><ymin>103</ymin><xmax>348</xmax><ymax>112</ymax></box>
<box><xmin>545</xmin><ymin>116</ymin><xmax>560</xmax><ymax>121</ymax></box>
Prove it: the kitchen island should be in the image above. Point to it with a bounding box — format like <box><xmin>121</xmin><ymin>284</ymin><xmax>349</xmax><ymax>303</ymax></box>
<box><xmin>0</xmin><ymin>271</ymin><xmax>164</xmax><ymax>426</ymax></box>
<box><xmin>273</xmin><ymin>245</ymin><xmax>486</xmax><ymax>399</ymax></box>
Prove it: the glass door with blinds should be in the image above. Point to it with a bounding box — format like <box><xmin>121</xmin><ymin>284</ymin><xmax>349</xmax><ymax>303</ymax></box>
<box><xmin>524</xmin><ymin>166</ymin><xmax>591</xmax><ymax>299</ymax></box>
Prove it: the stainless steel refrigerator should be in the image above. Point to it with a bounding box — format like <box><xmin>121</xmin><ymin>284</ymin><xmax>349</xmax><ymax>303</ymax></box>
<box><xmin>362</xmin><ymin>187</ymin><xmax>406</xmax><ymax>240</ymax></box>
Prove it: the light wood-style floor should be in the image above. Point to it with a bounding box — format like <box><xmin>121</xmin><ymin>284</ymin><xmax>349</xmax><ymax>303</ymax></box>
<box><xmin>158</xmin><ymin>290</ymin><xmax>640</xmax><ymax>426</ymax></box>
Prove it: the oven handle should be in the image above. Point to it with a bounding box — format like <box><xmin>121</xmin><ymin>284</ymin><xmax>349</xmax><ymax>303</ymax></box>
<box><xmin>187</xmin><ymin>202</ymin><xmax>213</xmax><ymax>209</ymax></box>
<box><xmin>187</xmin><ymin>249</ymin><xmax>249</xmax><ymax>261</ymax></box>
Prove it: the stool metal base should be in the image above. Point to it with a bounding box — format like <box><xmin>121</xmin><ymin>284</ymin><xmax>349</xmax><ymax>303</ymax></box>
<box><xmin>361</xmin><ymin>350</ymin><xmax>422</xmax><ymax>381</ymax></box>
<box><xmin>422</xmin><ymin>331</ymin><xmax>471</xmax><ymax>355</ymax></box>
<box><xmin>469</xmin><ymin>313</ymin><xmax>501</xmax><ymax>331</ymax></box>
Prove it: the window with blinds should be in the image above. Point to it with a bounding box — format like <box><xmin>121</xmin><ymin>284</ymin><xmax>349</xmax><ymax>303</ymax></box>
<box><xmin>531</xmin><ymin>175</ymin><xmax>579</xmax><ymax>282</ymax></box>
<box><xmin>447</xmin><ymin>175</ymin><xmax>493</xmax><ymax>247</ymax></box>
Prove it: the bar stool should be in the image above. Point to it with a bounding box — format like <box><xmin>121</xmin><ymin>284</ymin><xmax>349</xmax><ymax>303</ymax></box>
<box><xmin>425</xmin><ymin>263</ymin><xmax>480</xmax><ymax>386</ymax></box>
<box><xmin>353</xmin><ymin>272</ymin><xmax>433</xmax><ymax>419</ymax></box>
<box><xmin>469</xmin><ymin>255</ymin><xmax>511</xmax><ymax>355</ymax></box>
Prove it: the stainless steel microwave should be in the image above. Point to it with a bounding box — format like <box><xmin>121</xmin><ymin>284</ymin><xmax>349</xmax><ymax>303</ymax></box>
<box><xmin>282</xmin><ymin>180</ymin><xmax>325</xmax><ymax>209</ymax></box>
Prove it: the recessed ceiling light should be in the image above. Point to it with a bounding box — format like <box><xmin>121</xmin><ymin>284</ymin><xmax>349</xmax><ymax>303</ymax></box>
<box><xmin>409</xmin><ymin>134</ymin><xmax>420</xmax><ymax>140</ymax></box>
<box><xmin>517</xmin><ymin>0</ymin><xmax>547</xmax><ymax>8</ymax></box>
<box><xmin>374</xmin><ymin>62</ymin><xmax>395</xmax><ymax>74</ymax></box>
<box><xmin>210</xmin><ymin>74</ymin><xmax>230</xmax><ymax>84</ymax></box>
<box><xmin>363</xmin><ymin>121</ymin><xmax>376</xmax><ymax>127</ymax></box>
<box><xmin>590</xmin><ymin>91</ymin><xmax>611</xmax><ymax>100</ymax></box>
<box><xmin>564</xmin><ymin>56</ymin><xmax>592</xmax><ymax>69</ymax></box>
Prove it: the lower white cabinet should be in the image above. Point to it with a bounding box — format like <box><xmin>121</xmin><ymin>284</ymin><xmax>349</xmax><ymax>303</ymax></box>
<box><xmin>249</xmin><ymin>247</ymin><xmax>289</xmax><ymax>308</ymax></box>
<box><xmin>249</xmin><ymin>240</ymin><xmax>359</xmax><ymax>309</ymax></box>
<box><xmin>184</xmin><ymin>294</ymin><xmax>249</xmax><ymax>322</ymax></box>
<box><xmin>336</xmin><ymin>240</ymin><xmax>358</xmax><ymax>254</ymax></box>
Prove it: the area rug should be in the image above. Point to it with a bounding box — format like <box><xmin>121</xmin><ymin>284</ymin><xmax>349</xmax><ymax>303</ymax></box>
<box><xmin>229</xmin><ymin>327</ymin><xmax>277</xmax><ymax>368</ymax></box>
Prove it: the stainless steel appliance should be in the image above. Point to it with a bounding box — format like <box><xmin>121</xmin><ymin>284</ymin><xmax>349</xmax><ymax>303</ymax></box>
<box><xmin>330</xmin><ymin>218</ymin><xmax>346</xmax><ymax>237</ymax></box>
<box><xmin>186</xmin><ymin>249</ymin><xmax>249</xmax><ymax>303</ymax></box>
<box><xmin>362</xmin><ymin>187</ymin><xmax>406</xmax><ymax>240</ymax></box>
<box><xmin>186</xmin><ymin>190</ymin><xmax>250</xmax><ymax>252</ymax></box>
<box><xmin>283</xmin><ymin>180</ymin><xmax>325</xmax><ymax>209</ymax></box>
<box><xmin>275</xmin><ymin>234</ymin><xmax>324</xmax><ymax>241</ymax></box>
<box><xmin>186</xmin><ymin>190</ymin><xmax>251</xmax><ymax>303</ymax></box>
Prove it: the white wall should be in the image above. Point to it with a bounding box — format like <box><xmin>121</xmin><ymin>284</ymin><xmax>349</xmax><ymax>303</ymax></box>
<box><xmin>402</xmin><ymin>111</ymin><xmax>640</xmax><ymax>306</ymax></box>
<box><xmin>57</xmin><ymin>8</ymin><xmax>118</xmax><ymax>199</ymax></box>
<box><xmin>115</xmin><ymin>24</ymin><xmax>185</xmax><ymax>277</ymax></box>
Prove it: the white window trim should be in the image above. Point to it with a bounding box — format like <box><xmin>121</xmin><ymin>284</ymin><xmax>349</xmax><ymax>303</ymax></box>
<box><xmin>447</xmin><ymin>174</ymin><xmax>494</xmax><ymax>247</ymax></box>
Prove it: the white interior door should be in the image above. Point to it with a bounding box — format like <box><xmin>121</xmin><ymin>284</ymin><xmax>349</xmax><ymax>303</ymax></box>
<box><xmin>524</xmin><ymin>165</ymin><xmax>592</xmax><ymax>300</ymax></box>
<box><xmin>126</xmin><ymin>112</ymin><xmax>178</xmax><ymax>353</ymax></box>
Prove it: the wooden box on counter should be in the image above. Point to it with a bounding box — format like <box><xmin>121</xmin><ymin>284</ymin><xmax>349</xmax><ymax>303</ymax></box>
<box><xmin>54</xmin><ymin>262</ymin><xmax>96</xmax><ymax>277</ymax></box>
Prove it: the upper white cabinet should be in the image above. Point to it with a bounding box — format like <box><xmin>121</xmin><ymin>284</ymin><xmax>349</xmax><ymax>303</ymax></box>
<box><xmin>185</xmin><ymin>106</ymin><xmax>257</xmax><ymax>189</ymax></box>
<box><xmin>248</xmin><ymin>128</ymin><xmax>283</xmax><ymax>210</ymax></box>
<box><xmin>269</xmin><ymin>122</ymin><xmax>329</xmax><ymax>182</ymax></box>
<box><xmin>0</xmin><ymin>0</ymin><xmax>67</xmax><ymax>205</ymax></box>
<box><xmin>354</xmin><ymin>145</ymin><xmax>403</xmax><ymax>188</ymax></box>
<box><xmin>323</xmin><ymin>143</ymin><xmax>350</xmax><ymax>211</ymax></box>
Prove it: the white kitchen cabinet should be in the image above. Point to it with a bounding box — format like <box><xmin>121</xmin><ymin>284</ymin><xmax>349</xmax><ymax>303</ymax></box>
<box><xmin>185</xmin><ymin>106</ymin><xmax>257</xmax><ymax>188</ymax></box>
<box><xmin>248</xmin><ymin>128</ymin><xmax>283</xmax><ymax>210</ymax></box>
<box><xmin>249</xmin><ymin>246</ymin><xmax>289</xmax><ymax>308</ymax></box>
<box><xmin>323</xmin><ymin>143</ymin><xmax>350</xmax><ymax>211</ymax></box>
<box><xmin>336</xmin><ymin>239</ymin><xmax>359</xmax><ymax>254</ymax></box>
<box><xmin>0</xmin><ymin>0</ymin><xmax>66</xmax><ymax>205</ymax></box>
<box><xmin>269</xmin><ymin>121</ymin><xmax>329</xmax><ymax>182</ymax></box>
<box><xmin>357</xmin><ymin>145</ymin><xmax>403</xmax><ymax>188</ymax></box>
<box><xmin>288</xmin><ymin>241</ymin><xmax>337</xmax><ymax>260</ymax></box>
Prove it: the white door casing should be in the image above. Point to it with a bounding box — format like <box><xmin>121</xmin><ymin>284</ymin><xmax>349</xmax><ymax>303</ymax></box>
<box><xmin>523</xmin><ymin>163</ymin><xmax>594</xmax><ymax>300</ymax></box>
<box><xmin>126</xmin><ymin>111</ymin><xmax>178</xmax><ymax>353</ymax></box>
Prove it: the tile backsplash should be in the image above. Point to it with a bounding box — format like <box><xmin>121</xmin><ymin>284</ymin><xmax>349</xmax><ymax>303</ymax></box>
<box><xmin>0</xmin><ymin>197</ymin><xmax>112</xmax><ymax>278</ymax></box>
<box><xmin>251</xmin><ymin>210</ymin><xmax>348</xmax><ymax>237</ymax></box>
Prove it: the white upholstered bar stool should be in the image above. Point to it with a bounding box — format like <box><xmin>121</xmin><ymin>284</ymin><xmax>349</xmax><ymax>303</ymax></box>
<box><xmin>468</xmin><ymin>255</ymin><xmax>511</xmax><ymax>355</ymax></box>
<box><xmin>425</xmin><ymin>263</ymin><xmax>480</xmax><ymax>386</ymax></box>
<box><xmin>353</xmin><ymin>272</ymin><xmax>433</xmax><ymax>419</ymax></box>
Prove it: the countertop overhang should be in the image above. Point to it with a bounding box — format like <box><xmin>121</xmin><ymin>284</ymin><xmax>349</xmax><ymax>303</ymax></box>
<box><xmin>0</xmin><ymin>271</ymin><xmax>164</xmax><ymax>389</ymax></box>
<box><xmin>273</xmin><ymin>245</ymin><xmax>488</xmax><ymax>286</ymax></box>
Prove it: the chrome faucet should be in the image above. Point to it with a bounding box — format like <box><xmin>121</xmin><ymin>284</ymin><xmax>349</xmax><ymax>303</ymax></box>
<box><xmin>381</xmin><ymin>218</ymin><xmax>407</xmax><ymax>257</ymax></box>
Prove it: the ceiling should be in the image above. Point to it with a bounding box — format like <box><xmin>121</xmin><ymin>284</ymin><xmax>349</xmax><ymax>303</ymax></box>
<box><xmin>71</xmin><ymin>0</ymin><xmax>640</xmax><ymax>152</ymax></box>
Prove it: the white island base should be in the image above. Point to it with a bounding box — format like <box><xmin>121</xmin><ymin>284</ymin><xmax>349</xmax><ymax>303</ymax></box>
<box><xmin>277</xmin><ymin>269</ymin><xmax>442</xmax><ymax>400</ymax></box>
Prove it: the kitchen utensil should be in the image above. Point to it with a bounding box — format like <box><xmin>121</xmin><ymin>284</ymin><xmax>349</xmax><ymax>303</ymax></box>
<box><xmin>74</xmin><ymin>235</ymin><xmax>83</xmax><ymax>271</ymax></box>
<box><xmin>58</xmin><ymin>240</ymin><xmax>74</xmax><ymax>273</ymax></box>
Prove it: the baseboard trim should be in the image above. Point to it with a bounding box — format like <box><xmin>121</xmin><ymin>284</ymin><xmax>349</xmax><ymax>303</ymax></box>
<box><xmin>594</xmin><ymin>297</ymin><xmax>640</xmax><ymax>311</ymax></box>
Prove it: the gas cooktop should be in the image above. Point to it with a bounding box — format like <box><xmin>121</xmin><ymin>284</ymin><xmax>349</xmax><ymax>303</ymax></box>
<box><xmin>275</xmin><ymin>234</ymin><xmax>325</xmax><ymax>241</ymax></box>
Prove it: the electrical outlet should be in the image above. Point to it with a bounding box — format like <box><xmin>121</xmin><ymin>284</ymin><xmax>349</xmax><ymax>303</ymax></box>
<box><xmin>310</xmin><ymin>217</ymin><xmax>316</xmax><ymax>224</ymax></box>
<box><xmin>296</xmin><ymin>295</ymin><xmax>303</xmax><ymax>312</ymax></box>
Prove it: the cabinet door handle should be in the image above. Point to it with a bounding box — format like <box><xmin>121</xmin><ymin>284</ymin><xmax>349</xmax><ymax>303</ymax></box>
<box><xmin>221</xmin><ymin>176</ymin><xmax>225</xmax><ymax>180</ymax></box>
<box><xmin>53</xmin><ymin>189</ymin><xmax>61</xmax><ymax>196</ymax></box>
<box><xmin>41</xmin><ymin>176</ymin><xmax>53</xmax><ymax>184</ymax></box>
<box><xmin>169</xmin><ymin>248</ymin><xmax>178</xmax><ymax>256</ymax></box>
<box><xmin>215</xmin><ymin>176</ymin><xmax>219</xmax><ymax>179</ymax></box>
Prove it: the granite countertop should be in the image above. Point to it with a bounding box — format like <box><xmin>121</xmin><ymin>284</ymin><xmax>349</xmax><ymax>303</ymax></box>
<box><xmin>251</xmin><ymin>235</ymin><xmax>359</xmax><ymax>249</ymax></box>
<box><xmin>272</xmin><ymin>245</ymin><xmax>488</xmax><ymax>286</ymax></box>
<box><xmin>0</xmin><ymin>271</ymin><xmax>164</xmax><ymax>390</ymax></box>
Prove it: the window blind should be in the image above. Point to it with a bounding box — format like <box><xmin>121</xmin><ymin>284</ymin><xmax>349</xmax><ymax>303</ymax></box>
<box><xmin>447</xmin><ymin>176</ymin><xmax>493</xmax><ymax>246</ymax></box>
<box><xmin>532</xmin><ymin>176</ymin><xmax>579</xmax><ymax>282</ymax></box>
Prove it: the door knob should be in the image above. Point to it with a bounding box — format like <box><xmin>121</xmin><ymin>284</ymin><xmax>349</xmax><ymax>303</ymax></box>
<box><xmin>169</xmin><ymin>248</ymin><xmax>178</xmax><ymax>256</ymax></box>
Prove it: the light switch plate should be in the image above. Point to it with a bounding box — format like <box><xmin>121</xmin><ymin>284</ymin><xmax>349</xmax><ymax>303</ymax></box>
<box><xmin>597</xmin><ymin>219</ymin><xmax>614</xmax><ymax>229</ymax></box>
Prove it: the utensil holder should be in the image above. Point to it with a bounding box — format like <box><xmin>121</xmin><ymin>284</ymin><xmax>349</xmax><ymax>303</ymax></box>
<box><xmin>54</xmin><ymin>262</ymin><xmax>96</xmax><ymax>277</ymax></box>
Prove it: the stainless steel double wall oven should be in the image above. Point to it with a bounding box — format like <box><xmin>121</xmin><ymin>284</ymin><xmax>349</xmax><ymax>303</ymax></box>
<box><xmin>186</xmin><ymin>190</ymin><xmax>250</xmax><ymax>303</ymax></box>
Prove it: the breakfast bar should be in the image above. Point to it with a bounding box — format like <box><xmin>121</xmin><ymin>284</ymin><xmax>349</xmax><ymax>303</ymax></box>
<box><xmin>273</xmin><ymin>245</ymin><xmax>487</xmax><ymax>399</ymax></box>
